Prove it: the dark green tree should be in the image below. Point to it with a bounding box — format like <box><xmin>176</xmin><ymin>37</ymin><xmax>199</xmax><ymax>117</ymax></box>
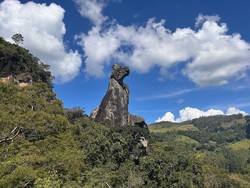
<box><xmin>245</xmin><ymin>115</ymin><xmax>250</xmax><ymax>138</ymax></box>
<box><xmin>11</xmin><ymin>34</ymin><xmax>24</xmax><ymax>45</ymax></box>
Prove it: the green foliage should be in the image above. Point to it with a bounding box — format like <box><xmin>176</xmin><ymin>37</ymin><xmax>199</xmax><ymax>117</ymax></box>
<box><xmin>202</xmin><ymin>165</ymin><xmax>241</xmax><ymax>188</ymax></box>
<box><xmin>0</xmin><ymin>37</ymin><xmax>53</xmax><ymax>87</ymax></box>
<box><xmin>149</xmin><ymin>114</ymin><xmax>250</xmax><ymax>187</ymax></box>
<box><xmin>63</xmin><ymin>107</ymin><xmax>86</xmax><ymax>124</ymax></box>
<box><xmin>1</xmin><ymin>44</ymin><xmax>250</xmax><ymax>187</ymax></box>
<box><xmin>245</xmin><ymin>115</ymin><xmax>250</xmax><ymax>138</ymax></box>
<box><xmin>149</xmin><ymin>120</ymin><xmax>195</xmax><ymax>133</ymax></box>
<box><xmin>1</xmin><ymin>81</ymin><xmax>249</xmax><ymax>187</ymax></box>
<box><xmin>229</xmin><ymin>139</ymin><xmax>250</xmax><ymax>150</ymax></box>
<box><xmin>0</xmin><ymin>83</ymin><xmax>83</xmax><ymax>187</ymax></box>
<box><xmin>192</xmin><ymin>114</ymin><xmax>244</xmax><ymax>132</ymax></box>
<box><xmin>139</xmin><ymin>144</ymin><xmax>204</xmax><ymax>188</ymax></box>
<box><xmin>11</xmin><ymin>34</ymin><xmax>24</xmax><ymax>45</ymax></box>
<box><xmin>221</xmin><ymin>148</ymin><xmax>249</xmax><ymax>173</ymax></box>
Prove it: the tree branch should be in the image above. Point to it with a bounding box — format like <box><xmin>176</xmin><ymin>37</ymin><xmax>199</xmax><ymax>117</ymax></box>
<box><xmin>0</xmin><ymin>127</ymin><xmax>21</xmax><ymax>143</ymax></box>
<box><xmin>105</xmin><ymin>182</ymin><xmax>111</xmax><ymax>188</ymax></box>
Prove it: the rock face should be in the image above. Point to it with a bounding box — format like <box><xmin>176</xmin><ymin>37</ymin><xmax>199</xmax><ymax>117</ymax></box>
<box><xmin>0</xmin><ymin>73</ymin><xmax>33</xmax><ymax>87</ymax></box>
<box><xmin>128</xmin><ymin>114</ymin><xmax>145</xmax><ymax>126</ymax></box>
<box><xmin>92</xmin><ymin>64</ymin><xmax>145</xmax><ymax>127</ymax></box>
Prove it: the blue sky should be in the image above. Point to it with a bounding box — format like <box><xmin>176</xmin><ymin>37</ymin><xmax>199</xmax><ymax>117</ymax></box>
<box><xmin>1</xmin><ymin>0</ymin><xmax>250</xmax><ymax>123</ymax></box>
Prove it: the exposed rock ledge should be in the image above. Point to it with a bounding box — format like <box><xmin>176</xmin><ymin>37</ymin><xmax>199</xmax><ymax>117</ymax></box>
<box><xmin>0</xmin><ymin>73</ymin><xmax>33</xmax><ymax>87</ymax></box>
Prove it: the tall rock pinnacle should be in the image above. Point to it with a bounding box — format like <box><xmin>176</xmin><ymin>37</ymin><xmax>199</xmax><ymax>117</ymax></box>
<box><xmin>91</xmin><ymin>64</ymin><xmax>145</xmax><ymax>127</ymax></box>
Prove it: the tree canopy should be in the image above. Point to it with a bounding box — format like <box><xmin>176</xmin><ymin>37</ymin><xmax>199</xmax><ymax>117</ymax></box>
<box><xmin>0</xmin><ymin>37</ymin><xmax>53</xmax><ymax>87</ymax></box>
<box><xmin>11</xmin><ymin>34</ymin><xmax>24</xmax><ymax>45</ymax></box>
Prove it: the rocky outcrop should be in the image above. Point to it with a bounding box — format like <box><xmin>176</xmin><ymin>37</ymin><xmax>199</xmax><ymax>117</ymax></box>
<box><xmin>15</xmin><ymin>73</ymin><xmax>33</xmax><ymax>87</ymax></box>
<box><xmin>0</xmin><ymin>75</ymin><xmax>14</xmax><ymax>83</ymax></box>
<box><xmin>0</xmin><ymin>73</ymin><xmax>33</xmax><ymax>87</ymax></box>
<box><xmin>91</xmin><ymin>64</ymin><xmax>147</xmax><ymax>127</ymax></box>
<box><xmin>93</xmin><ymin>64</ymin><xmax>130</xmax><ymax>126</ymax></box>
<box><xmin>128</xmin><ymin>114</ymin><xmax>145</xmax><ymax>126</ymax></box>
<box><xmin>90</xmin><ymin>107</ymin><xmax>99</xmax><ymax>119</ymax></box>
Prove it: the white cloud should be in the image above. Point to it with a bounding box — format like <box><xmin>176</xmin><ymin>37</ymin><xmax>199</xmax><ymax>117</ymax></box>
<box><xmin>176</xmin><ymin>107</ymin><xmax>224</xmax><ymax>122</ymax></box>
<box><xmin>195</xmin><ymin>14</ymin><xmax>220</xmax><ymax>27</ymax></box>
<box><xmin>156</xmin><ymin>112</ymin><xmax>175</xmax><ymax>123</ymax></box>
<box><xmin>0</xmin><ymin>0</ymin><xmax>82</xmax><ymax>83</ymax></box>
<box><xmin>184</xmin><ymin>16</ymin><xmax>250</xmax><ymax>86</ymax></box>
<box><xmin>156</xmin><ymin>107</ymin><xmax>248</xmax><ymax>122</ymax></box>
<box><xmin>77</xmin><ymin>14</ymin><xmax>250</xmax><ymax>86</ymax></box>
<box><xmin>73</xmin><ymin>0</ymin><xmax>108</xmax><ymax>26</ymax></box>
<box><xmin>73</xmin><ymin>0</ymin><xmax>121</xmax><ymax>26</ymax></box>
<box><xmin>76</xmin><ymin>27</ymin><xmax>121</xmax><ymax>77</ymax></box>
<box><xmin>226</xmin><ymin>107</ymin><xmax>248</xmax><ymax>116</ymax></box>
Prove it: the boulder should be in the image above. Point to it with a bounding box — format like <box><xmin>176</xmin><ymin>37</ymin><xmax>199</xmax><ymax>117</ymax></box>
<box><xmin>15</xmin><ymin>73</ymin><xmax>33</xmax><ymax>84</ymax></box>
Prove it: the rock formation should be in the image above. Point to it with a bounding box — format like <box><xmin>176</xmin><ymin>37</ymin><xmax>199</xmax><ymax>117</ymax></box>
<box><xmin>0</xmin><ymin>73</ymin><xmax>33</xmax><ymax>87</ymax></box>
<box><xmin>91</xmin><ymin>64</ymin><xmax>146</xmax><ymax>127</ymax></box>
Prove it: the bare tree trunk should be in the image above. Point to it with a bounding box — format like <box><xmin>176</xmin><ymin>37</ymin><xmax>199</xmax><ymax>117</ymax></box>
<box><xmin>0</xmin><ymin>127</ymin><xmax>21</xmax><ymax>143</ymax></box>
<box><xmin>105</xmin><ymin>182</ymin><xmax>111</xmax><ymax>188</ymax></box>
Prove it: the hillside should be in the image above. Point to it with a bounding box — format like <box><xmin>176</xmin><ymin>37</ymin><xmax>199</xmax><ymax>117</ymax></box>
<box><xmin>0</xmin><ymin>81</ymin><xmax>205</xmax><ymax>187</ymax></box>
<box><xmin>0</xmin><ymin>37</ymin><xmax>53</xmax><ymax>87</ymax></box>
<box><xmin>149</xmin><ymin>120</ymin><xmax>198</xmax><ymax>133</ymax></box>
<box><xmin>0</xmin><ymin>37</ymin><xmax>250</xmax><ymax>187</ymax></box>
<box><xmin>149</xmin><ymin>114</ymin><xmax>247</xmax><ymax>146</ymax></box>
<box><xmin>149</xmin><ymin>115</ymin><xmax>250</xmax><ymax>187</ymax></box>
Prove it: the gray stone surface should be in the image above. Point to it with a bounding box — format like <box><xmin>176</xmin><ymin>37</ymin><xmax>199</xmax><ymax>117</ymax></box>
<box><xmin>94</xmin><ymin>64</ymin><xmax>130</xmax><ymax>126</ymax></box>
<box><xmin>128</xmin><ymin>113</ymin><xmax>145</xmax><ymax>126</ymax></box>
<box><xmin>92</xmin><ymin>64</ymin><xmax>146</xmax><ymax>127</ymax></box>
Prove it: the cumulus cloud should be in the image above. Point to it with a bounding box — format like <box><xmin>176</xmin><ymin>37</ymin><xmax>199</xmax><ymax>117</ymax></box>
<box><xmin>0</xmin><ymin>0</ymin><xmax>82</xmax><ymax>83</ymax></box>
<box><xmin>77</xmin><ymin>13</ymin><xmax>250</xmax><ymax>86</ymax></box>
<box><xmin>176</xmin><ymin>107</ymin><xmax>225</xmax><ymax>122</ymax></box>
<box><xmin>226</xmin><ymin>107</ymin><xmax>248</xmax><ymax>116</ymax></box>
<box><xmin>73</xmin><ymin>0</ymin><xmax>108</xmax><ymax>26</ymax></box>
<box><xmin>156</xmin><ymin>112</ymin><xmax>175</xmax><ymax>122</ymax></box>
<box><xmin>73</xmin><ymin>0</ymin><xmax>121</xmax><ymax>26</ymax></box>
<box><xmin>156</xmin><ymin>107</ymin><xmax>248</xmax><ymax>123</ymax></box>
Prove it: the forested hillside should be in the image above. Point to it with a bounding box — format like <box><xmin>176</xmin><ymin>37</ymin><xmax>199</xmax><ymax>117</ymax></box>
<box><xmin>0</xmin><ymin>37</ymin><xmax>250</xmax><ymax>187</ymax></box>
<box><xmin>150</xmin><ymin>115</ymin><xmax>250</xmax><ymax>187</ymax></box>
<box><xmin>0</xmin><ymin>81</ymin><xmax>205</xmax><ymax>187</ymax></box>
<box><xmin>0</xmin><ymin>37</ymin><xmax>53</xmax><ymax>87</ymax></box>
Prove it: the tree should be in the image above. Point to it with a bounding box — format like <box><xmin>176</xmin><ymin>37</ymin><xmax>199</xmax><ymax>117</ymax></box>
<box><xmin>11</xmin><ymin>33</ymin><xmax>24</xmax><ymax>45</ymax></box>
<box><xmin>63</xmin><ymin>107</ymin><xmax>85</xmax><ymax>123</ymax></box>
<box><xmin>245</xmin><ymin>116</ymin><xmax>250</xmax><ymax>138</ymax></box>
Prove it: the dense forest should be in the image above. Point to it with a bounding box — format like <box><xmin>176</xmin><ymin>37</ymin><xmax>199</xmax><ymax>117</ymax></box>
<box><xmin>0</xmin><ymin>37</ymin><xmax>250</xmax><ymax>187</ymax></box>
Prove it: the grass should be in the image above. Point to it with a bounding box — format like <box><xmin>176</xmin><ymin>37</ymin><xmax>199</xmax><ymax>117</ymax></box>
<box><xmin>174</xmin><ymin>135</ymin><xmax>200</xmax><ymax>145</ymax></box>
<box><xmin>149</xmin><ymin>121</ymin><xmax>198</xmax><ymax>133</ymax></box>
<box><xmin>229</xmin><ymin>139</ymin><xmax>250</xmax><ymax>150</ymax></box>
<box><xmin>221</xmin><ymin>118</ymin><xmax>246</xmax><ymax>129</ymax></box>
